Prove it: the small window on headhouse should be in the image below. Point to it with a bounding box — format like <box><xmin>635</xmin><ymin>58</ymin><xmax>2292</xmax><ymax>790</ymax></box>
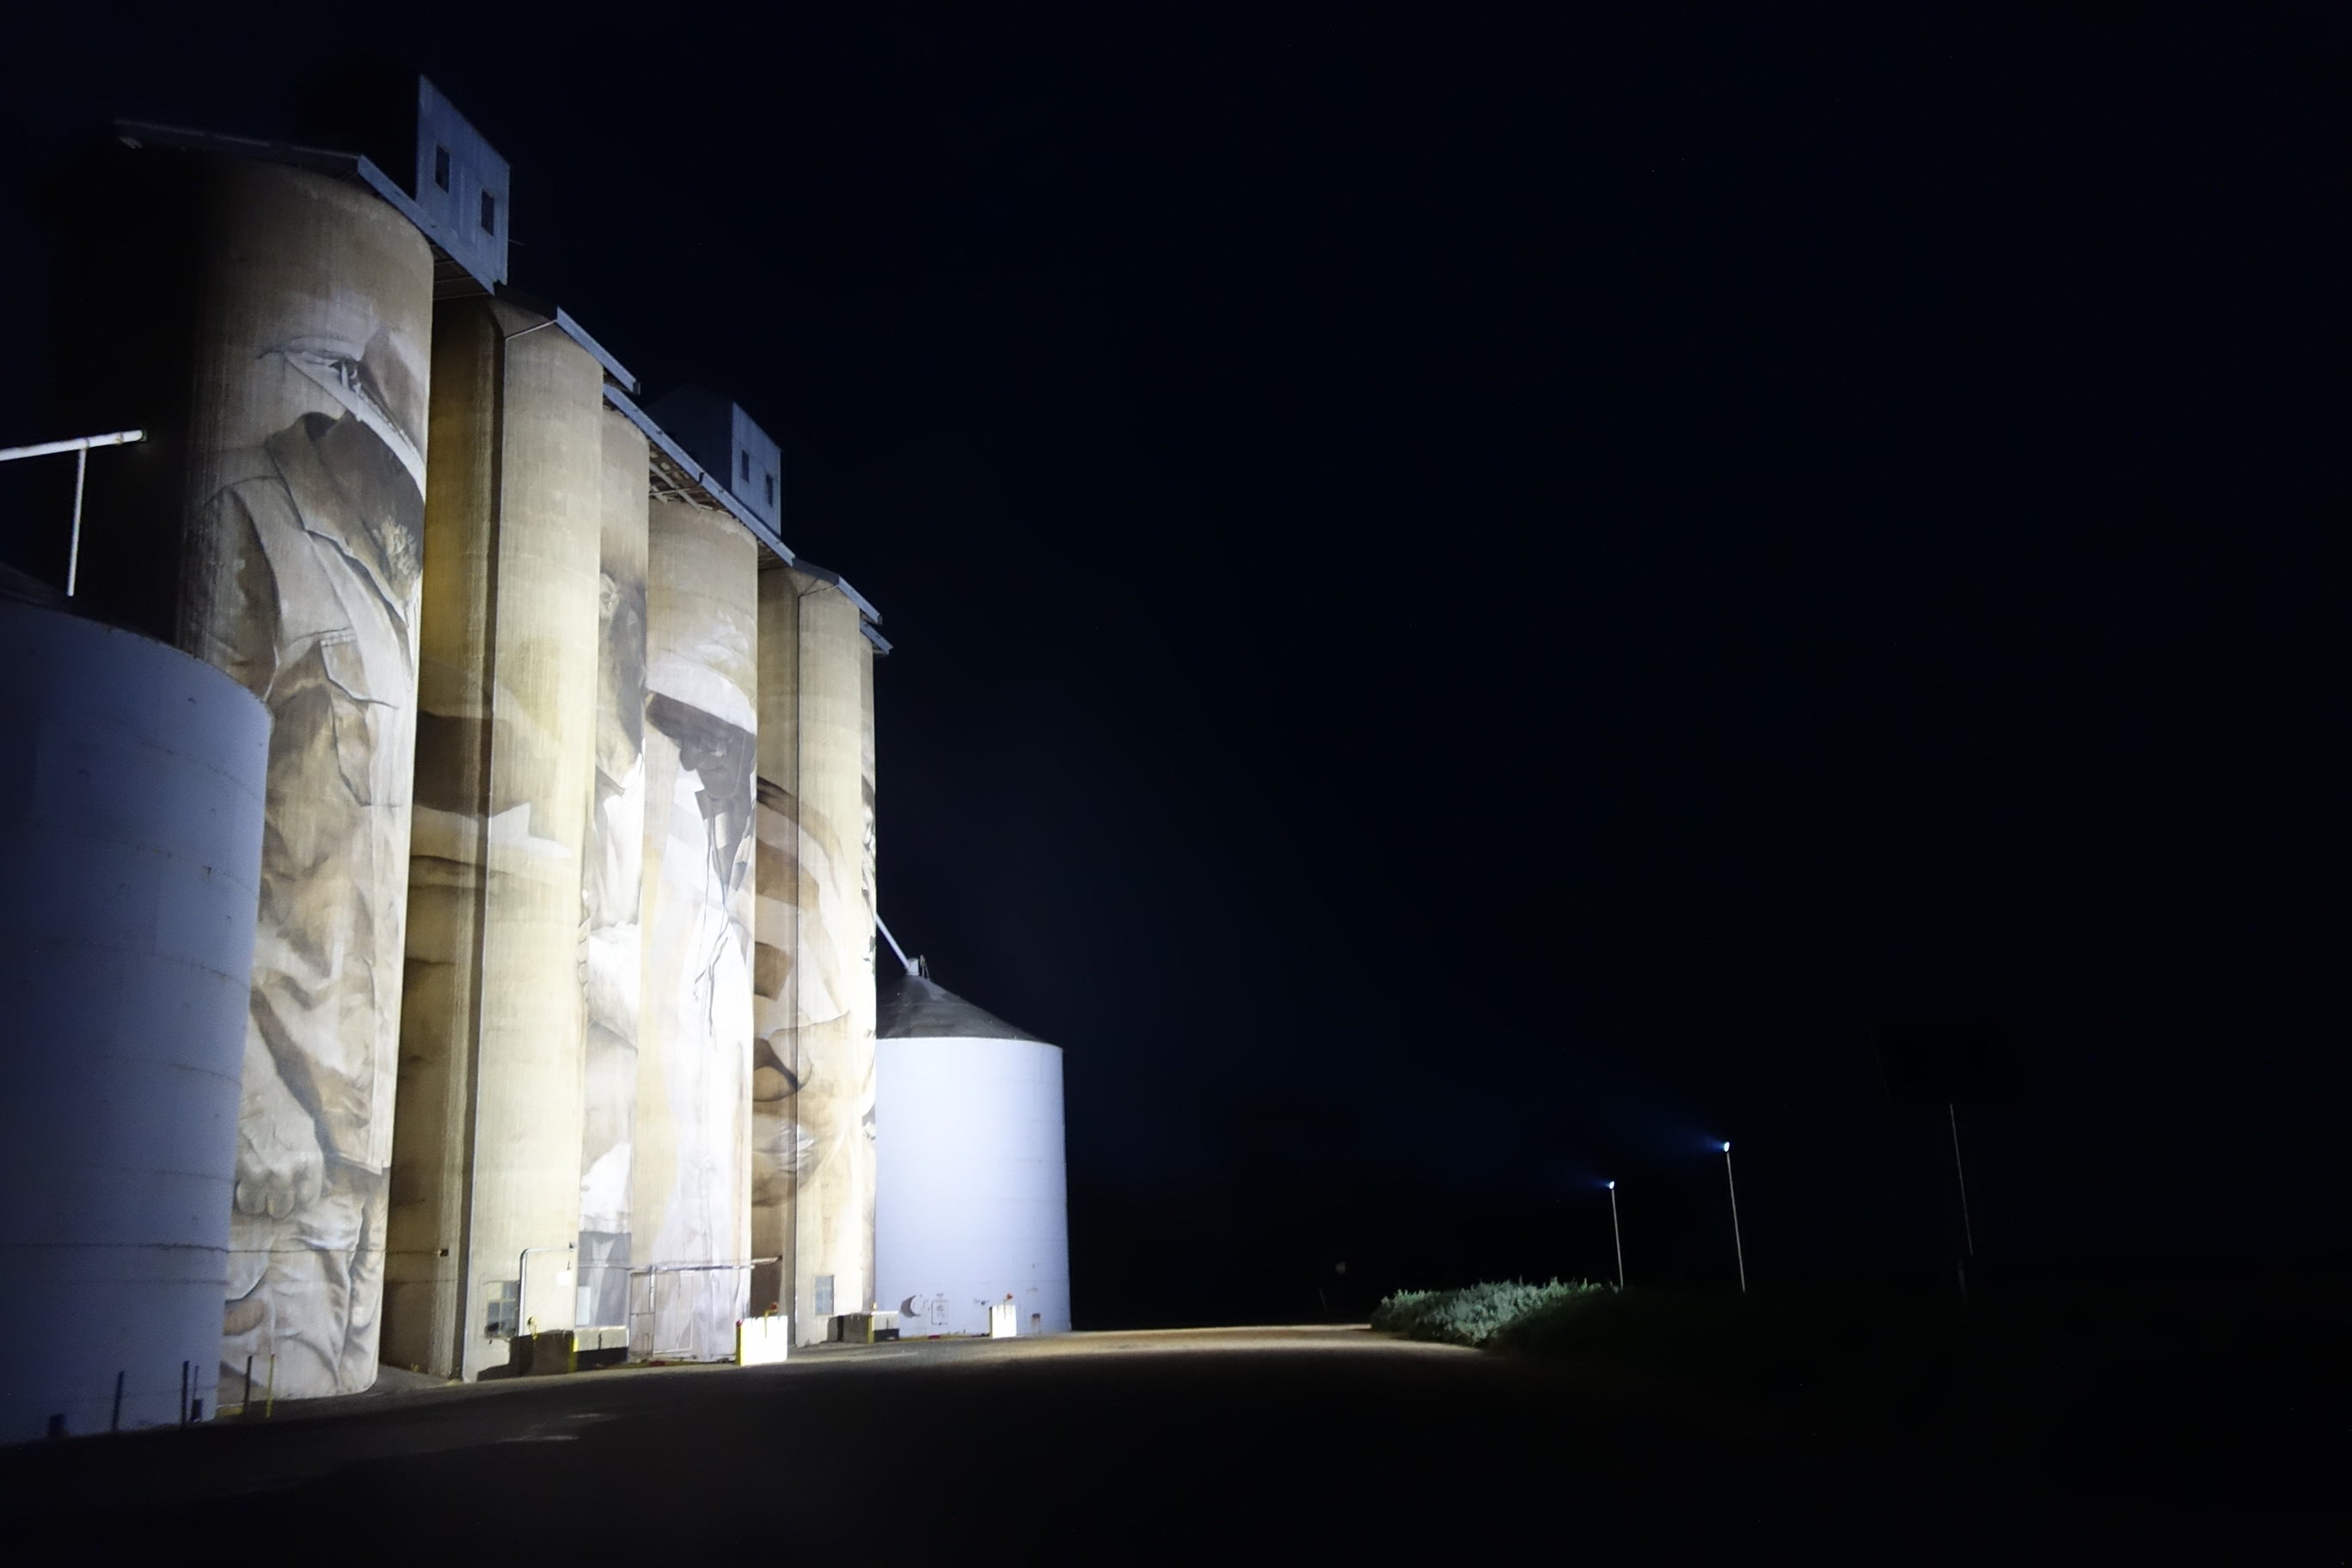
<box><xmin>480</xmin><ymin>191</ymin><xmax>497</xmax><ymax>234</ymax></box>
<box><xmin>764</xmin><ymin>471</ymin><xmax>775</xmax><ymax>507</ymax></box>
<box><xmin>433</xmin><ymin>146</ymin><xmax>451</xmax><ymax>191</ymax></box>
<box><xmin>740</xmin><ymin>451</ymin><xmax>751</xmax><ymax>483</ymax></box>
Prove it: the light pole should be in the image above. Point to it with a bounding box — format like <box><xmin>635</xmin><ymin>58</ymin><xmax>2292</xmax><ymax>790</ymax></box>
<box><xmin>0</xmin><ymin>429</ymin><xmax>146</xmax><ymax>597</ymax></box>
<box><xmin>1605</xmin><ymin>1180</ymin><xmax>1625</xmax><ymax>1290</ymax></box>
<box><xmin>1719</xmin><ymin>1141</ymin><xmax>1747</xmax><ymax>1293</ymax></box>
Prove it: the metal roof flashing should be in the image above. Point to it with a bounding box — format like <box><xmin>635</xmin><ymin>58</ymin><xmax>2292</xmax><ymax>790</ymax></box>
<box><xmin>491</xmin><ymin>287</ymin><xmax>637</xmax><ymax>393</ymax></box>
<box><xmin>786</xmin><ymin>559</ymin><xmax>889</xmax><ymax>652</ymax></box>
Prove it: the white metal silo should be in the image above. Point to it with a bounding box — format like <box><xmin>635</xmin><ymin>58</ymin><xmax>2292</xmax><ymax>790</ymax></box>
<box><xmin>874</xmin><ymin>972</ymin><xmax>1070</xmax><ymax>1338</ymax></box>
<box><xmin>0</xmin><ymin>592</ymin><xmax>269</xmax><ymax>1438</ymax></box>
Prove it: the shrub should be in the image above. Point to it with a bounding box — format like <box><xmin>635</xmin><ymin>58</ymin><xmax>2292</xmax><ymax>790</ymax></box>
<box><xmin>1370</xmin><ymin>1279</ymin><xmax>1606</xmax><ymax>1348</ymax></box>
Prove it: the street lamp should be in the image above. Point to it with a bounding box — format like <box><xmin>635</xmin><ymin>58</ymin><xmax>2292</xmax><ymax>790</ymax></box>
<box><xmin>0</xmin><ymin>429</ymin><xmax>146</xmax><ymax>597</ymax></box>
<box><xmin>1719</xmin><ymin>1141</ymin><xmax>1747</xmax><ymax>1294</ymax></box>
<box><xmin>1604</xmin><ymin>1180</ymin><xmax>1624</xmax><ymax>1290</ymax></box>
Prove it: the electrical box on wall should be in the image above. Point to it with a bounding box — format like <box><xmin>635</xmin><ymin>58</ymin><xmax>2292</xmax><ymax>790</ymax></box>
<box><xmin>649</xmin><ymin>386</ymin><xmax>784</xmax><ymax>533</ymax></box>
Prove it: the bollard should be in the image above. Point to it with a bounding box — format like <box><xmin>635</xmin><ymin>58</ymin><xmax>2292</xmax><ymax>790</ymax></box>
<box><xmin>111</xmin><ymin>1371</ymin><xmax>123</xmax><ymax>1433</ymax></box>
<box><xmin>242</xmin><ymin>1355</ymin><xmax>254</xmax><ymax>1419</ymax></box>
<box><xmin>180</xmin><ymin>1361</ymin><xmax>190</xmax><ymax>1426</ymax></box>
<box><xmin>265</xmin><ymin>1355</ymin><xmax>276</xmax><ymax>1419</ymax></box>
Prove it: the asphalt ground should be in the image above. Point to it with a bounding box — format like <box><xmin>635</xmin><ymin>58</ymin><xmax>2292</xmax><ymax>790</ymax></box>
<box><xmin>1</xmin><ymin>1327</ymin><xmax>2343</xmax><ymax>1562</ymax></box>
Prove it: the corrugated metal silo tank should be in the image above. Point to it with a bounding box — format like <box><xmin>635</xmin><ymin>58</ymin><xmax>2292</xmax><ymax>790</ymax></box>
<box><xmin>874</xmin><ymin>975</ymin><xmax>1072</xmax><ymax>1338</ymax></box>
<box><xmin>0</xmin><ymin>592</ymin><xmax>269</xmax><ymax>1437</ymax></box>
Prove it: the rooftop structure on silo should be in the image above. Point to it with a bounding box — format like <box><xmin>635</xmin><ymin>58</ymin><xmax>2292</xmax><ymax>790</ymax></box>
<box><xmin>291</xmin><ymin>66</ymin><xmax>510</xmax><ymax>293</ymax></box>
<box><xmin>650</xmin><ymin>386</ymin><xmax>785</xmax><ymax>536</ymax></box>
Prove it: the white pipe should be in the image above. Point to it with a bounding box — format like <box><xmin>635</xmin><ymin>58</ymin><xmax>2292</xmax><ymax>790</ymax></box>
<box><xmin>0</xmin><ymin>429</ymin><xmax>145</xmax><ymax>463</ymax></box>
<box><xmin>1948</xmin><ymin>1103</ymin><xmax>1975</xmax><ymax>1258</ymax></box>
<box><xmin>1722</xmin><ymin>1144</ymin><xmax>1747</xmax><ymax>1294</ymax></box>
<box><xmin>67</xmin><ymin>447</ymin><xmax>86</xmax><ymax>597</ymax></box>
<box><xmin>875</xmin><ymin>914</ymin><xmax>919</xmax><ymax>977</ymax></box>
<box><xmin>1608</xmin><ymin>1181</ymin><xmax>1624</xmax><ymax>1290</ymax></box>
<box><xmin>0</xmin><ymin>431</ymin><xmax>144</xmax><ymax>600</ymax></box>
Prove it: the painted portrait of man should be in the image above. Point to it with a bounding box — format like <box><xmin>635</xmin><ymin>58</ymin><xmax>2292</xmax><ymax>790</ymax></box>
<box><xmin>204</xmin><ymin>328</ymin><xmax>426</xmax><ymax>1397</ymax></box>
<box><xmin>636</xmin><ymin>663</ymin><xmax>757</xmax><ymax>1361</ymax></box>
<box><xmin>579</xmin><ymin>555</ymin><xmax>648</xmax><ymax>1331</ymax></box>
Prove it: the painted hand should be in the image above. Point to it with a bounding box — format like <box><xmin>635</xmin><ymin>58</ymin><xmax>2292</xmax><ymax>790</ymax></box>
<box><xmin>234</xmin><ymin>1035</ymin><xmax>325</xmax><ymax>1219</ymax></box>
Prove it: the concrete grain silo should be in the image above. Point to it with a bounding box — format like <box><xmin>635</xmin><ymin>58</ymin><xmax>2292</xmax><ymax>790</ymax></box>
<box><xmin>0</xmin><ymin>591</ymin><xmax>269</xmax><ymax>1437</ymax></box>
<box><xmin>754</xmin><ymin>567</ymin><xmax>881</xmax><ymax>1343</ymax></box>
<box><xmin>382</xmin><ymin>296</ymin><xmax>615</xmax><ymax>1381</ymax></box>
<box><xmin>47</xmin><ymin>78</ymin><xmax>537</xmax><ymax>1402</ymax></box>
<box><xmin>632</xmin><ymin>495</ymin><xmax>760</xmax><ymax>1361</ymax></box>
<box><xmin>50</xmin><ymin>141</ymin><xmax>440</xmax><ymax>1402</ymax></box>
<box><xmin>30</xmin><ymin>76</ymin><xmax>907</xmax><ymax>1399</ymax></box>
<box><xmin>874</xmin><ymin>974</ymin><xmax>1071</xmax><ymax>1338</ymax></box>
<box><xmin>577</xmin><ymin>408</ymin><xmax>652</xmax><ymax>1334</ymax></box>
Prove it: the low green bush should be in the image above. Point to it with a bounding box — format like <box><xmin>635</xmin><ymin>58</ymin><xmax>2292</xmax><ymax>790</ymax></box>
<box><xmin>1369</xmin><ymin>1279</ymin><xmax>1607</xmax><ymax>1348</ymax></box>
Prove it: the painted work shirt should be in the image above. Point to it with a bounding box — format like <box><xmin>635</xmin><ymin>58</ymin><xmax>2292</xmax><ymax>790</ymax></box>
<box><xmin>198</xmin><ymin>410</ymin><xmax>422</xmax><ymax>1176</ymax></box>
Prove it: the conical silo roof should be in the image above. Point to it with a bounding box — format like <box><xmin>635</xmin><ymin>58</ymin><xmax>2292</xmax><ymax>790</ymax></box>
<box><xmin>878</xmin><ymin>973</ymin><xmax>1044</xmax><ymax>1043</ymax></box>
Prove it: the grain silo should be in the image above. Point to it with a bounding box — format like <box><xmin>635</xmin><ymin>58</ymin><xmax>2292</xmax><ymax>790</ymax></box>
<box><xmin>0</xmin><ymin>589</ymin><xmax>268</xmax><ymax>1437</ymax></box>
<box><xmin>630</xmin><ymin>495</ymin><xmax>760</xmax><ymax>1362</ymax></box>
<box><xmin>874</xmin><ymin>971</ymin><xmax>1071</xmax><ymax>1338</ymax></box>
<box><xmin>576</xmin><ymin>407</ymin><xmax>652</xmax><ymax>1337</ymax></box>
<box><xmin>381</xmin><ymin>293</ymin><xmax>617</xmax><ymax>1382</ymax></box>
<box><xmin>754</xmin><ymin>566</ymin><xmax>883</xmax><ymax>1343</ymax></box>
<box><xmin>54</xmin><ymin>134</ymin><xmax>438</xmax><ymax>1402</ymax></box>
<box><xmin>47</xmin><ymin>76</ymin><xmax>550</xmax><ymax>1402</ymax></box>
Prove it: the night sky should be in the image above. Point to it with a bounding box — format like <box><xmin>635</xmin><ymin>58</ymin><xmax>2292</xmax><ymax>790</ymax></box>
<box><xmin>6</xmin><ymin>4</ymin><xmax>2348</xmax><ymax>1326</ymax></box>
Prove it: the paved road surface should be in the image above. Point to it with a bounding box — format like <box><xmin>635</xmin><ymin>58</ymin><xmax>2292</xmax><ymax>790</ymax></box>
<box><xmin>1</xmin><ymin>1327</ymin><xmax>2341</xmax><ymax>1561</ymax></box>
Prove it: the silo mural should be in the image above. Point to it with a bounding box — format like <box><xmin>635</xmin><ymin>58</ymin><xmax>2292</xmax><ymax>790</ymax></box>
<box><xmin>580</xmin><ymin>410</ymin><xmax>651</xmax><ymax>1330</ymax></box>
<box><xmin>633</xmin><ymin>496</ymin><xmax>758</xmax><ymax>1359</ymax></box>
<box><xmin>29</xmin><ymin>85</ymin><xmax>936</xmax><ymax>1401</ymax></box>
<box><xmin>382</xmin><ymin>297</ymin><xmax>605</xmax><ymax>1380</ymax></box>
<box><xmin>750</xmin><ymin>566</ymin><xmax>803</xmax><ymax>1323</ymax></box>
<box><xmin>755</xmin><ymin>570</ymin><xmax>878</xmax><ymax>1342</ymax></box>
<box><xmin>174</xmin><ymin>158</ymin><xmax>433</xmax><ymax>1400</ymax></box>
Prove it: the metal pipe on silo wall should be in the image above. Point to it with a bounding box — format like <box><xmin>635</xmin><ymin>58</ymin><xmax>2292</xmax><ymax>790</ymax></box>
<box><xmin>577</xmin><ymin>409</ymin><xmax>652</xmax><ymax>1335</ymax></box>
<box><xmin>757</xmin><ymin>571</ymin><xmax>879</xmax><ymax>1344</ymax></box>
<box><xmin>382</xmin><ymin>298</ymin><xmax>605</xmax><ymax>1381</ymax></box>
<box><xmin>126</xmin><ymin>156</ymin><xmax>436</xmax><ymax>1404</ymax></box>
<box><xmin>0</xmin><ymin>602</ymin><xmax>270</xmax><ymax>1438</ymax></box>
<box><xmin>632</xmin><ymin>496</ymin><xmax>759</xmax><ymax>1362</ymax></box>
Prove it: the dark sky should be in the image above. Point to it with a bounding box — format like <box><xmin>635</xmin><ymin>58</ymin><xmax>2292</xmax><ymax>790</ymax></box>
<box><xmin>7</xmin><ymin>3</ymin><xmax>2349</xmax><ymax>1323</ymax></box>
